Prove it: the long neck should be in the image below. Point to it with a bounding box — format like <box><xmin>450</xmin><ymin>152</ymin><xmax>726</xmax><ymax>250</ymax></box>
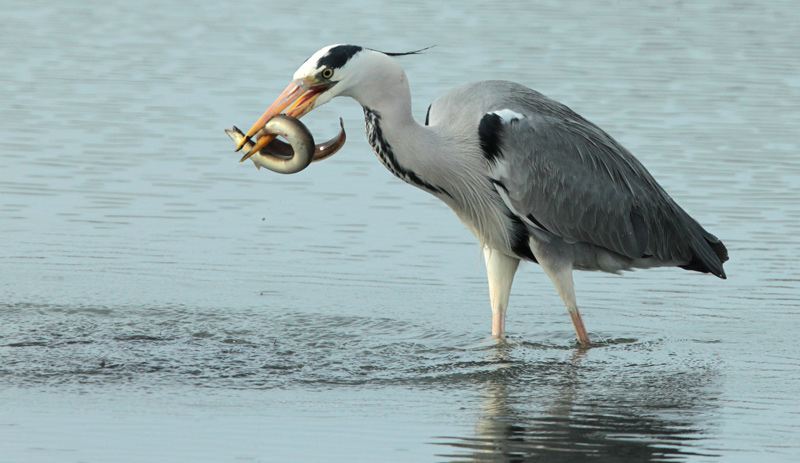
<box><xmin>359</xmin><ymin>93</ymin><xmax>504</xmax><ymax>250</ymax></box>
<box><xmin>347</xmin><ymin>62</ymin><xmax>503</xmax><ymax>246</ymax></box>
<box><xmin>362</xmin><ymin>106</ymin><xmax>455</xmax><ymax>198</ymax></box>
<box><xmin>351</xmin><ymin>73</ymin><xmax>458</xmax><ymax>199</ymax></box>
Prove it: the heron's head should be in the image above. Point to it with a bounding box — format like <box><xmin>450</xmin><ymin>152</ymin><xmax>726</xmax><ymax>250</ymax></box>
<box><xmin>236</xmin><ymin>45</ymin><xmax>368</xmax><ymax>153</ymax></box>
<box><xmin>237</xmin><ymin>44</ymin><xmax>422</xmax><ymax>154</ymax></box>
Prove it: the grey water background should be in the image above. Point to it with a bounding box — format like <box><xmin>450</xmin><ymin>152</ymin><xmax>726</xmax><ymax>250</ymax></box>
<box><xmin>1</xmin><ymin>0</ymin><xmax>798</xmax><ymax>461</ymax></box>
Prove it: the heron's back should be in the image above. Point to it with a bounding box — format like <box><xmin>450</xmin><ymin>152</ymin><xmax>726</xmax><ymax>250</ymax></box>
<box><xmin>428</xmin><ymin>80</ymin><xmax>728</xmax><ymax>278</ymax></box>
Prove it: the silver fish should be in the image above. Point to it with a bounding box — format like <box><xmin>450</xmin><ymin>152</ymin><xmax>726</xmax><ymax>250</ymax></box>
<box><xmin>225</xmin><ymin>115</ymin><xmax>346</xmax><ymax>174</ymax></box>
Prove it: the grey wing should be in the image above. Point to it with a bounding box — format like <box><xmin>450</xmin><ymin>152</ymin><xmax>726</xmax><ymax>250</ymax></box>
<box><xmin>486</xmin><ymin>110</ymin><xmax>728</xmax><ymax>277</ymax></box>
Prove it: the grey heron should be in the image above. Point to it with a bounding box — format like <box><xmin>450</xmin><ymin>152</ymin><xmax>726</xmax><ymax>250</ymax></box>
<box><xmin>235</xmin><ymin>44</ymin><xmax>729</xmax><ymax>346</ymax></box>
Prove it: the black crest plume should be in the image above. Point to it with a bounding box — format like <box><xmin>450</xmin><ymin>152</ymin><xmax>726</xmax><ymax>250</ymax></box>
<box><xmin>371</xmin><ymin>46</ymin><xmax>436</xmax><ymax>57</ymax></box>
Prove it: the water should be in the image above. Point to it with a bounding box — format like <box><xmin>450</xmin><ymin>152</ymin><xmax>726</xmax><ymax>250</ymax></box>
<box><xmin>1</xmin><ymin>0</ymin><xmax>798</xmax><ymax>461</ymax></box>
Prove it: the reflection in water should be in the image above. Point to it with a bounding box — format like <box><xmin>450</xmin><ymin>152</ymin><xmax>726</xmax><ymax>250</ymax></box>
<box><xmin>437</xmin><ymin>343</ymin><xmax>720</xmax><ymax>462</ymax></box>
<box><xmin>1</xmin><ymin>1</ymin><xmax>798</xmax><ymax>461</ymax></box>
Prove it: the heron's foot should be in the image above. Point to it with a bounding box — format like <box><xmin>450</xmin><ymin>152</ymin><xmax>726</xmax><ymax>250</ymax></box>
<box><xmin>569</xmin><ymin>310</ymin><xmax>592</xmax><ymax>347</ymax></box>
<box><xmin>491</xmin><ymin>310</ymin><xmax>506</xmax><ymax>338</ymax></box>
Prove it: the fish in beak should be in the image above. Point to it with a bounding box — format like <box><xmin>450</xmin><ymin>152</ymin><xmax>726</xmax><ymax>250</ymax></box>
<box><xmin>225</xmin><ymin>116</ymin><xmax>346</xmax><ymax>174</ymax></box>
<box><xmin>235</xmin><ymin>78</ymin><xmax>334</xmax><ymax>161</ymax></box>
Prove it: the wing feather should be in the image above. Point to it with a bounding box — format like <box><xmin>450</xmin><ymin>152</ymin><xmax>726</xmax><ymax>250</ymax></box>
<box><xmin>485</xmin><ymin>91</ymin><xmax>726</xmax><ymax>276</ymax></box>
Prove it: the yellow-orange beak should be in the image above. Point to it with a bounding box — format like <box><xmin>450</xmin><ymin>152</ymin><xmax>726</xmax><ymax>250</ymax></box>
<box><xmin>236</xmin><ymin>78</ymin><xmax>332</xmax><ymax>161</ymax></box>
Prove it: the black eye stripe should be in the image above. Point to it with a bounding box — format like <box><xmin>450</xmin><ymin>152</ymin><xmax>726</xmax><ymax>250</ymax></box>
<box><xmin>316</xmin><ymin>45</ymin><xmax>363</xmax><ymax>70</ymax></box>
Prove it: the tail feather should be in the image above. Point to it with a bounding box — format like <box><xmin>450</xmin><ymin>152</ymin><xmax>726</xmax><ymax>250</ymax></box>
<box><xmin>678</xmin><ymin>226</ymin><xmax>728</xmax><ymax>279</ymax></box>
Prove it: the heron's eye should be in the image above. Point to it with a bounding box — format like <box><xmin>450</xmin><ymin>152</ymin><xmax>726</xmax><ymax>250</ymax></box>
<box><xmin>321</xmin><ymin>68</ymin><xmax>334</xmax><ymax>79</ymax></box>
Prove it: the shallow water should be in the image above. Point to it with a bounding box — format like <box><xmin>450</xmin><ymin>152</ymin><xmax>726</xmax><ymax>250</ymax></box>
<box><xmin>1</xmin><ymin>0</ymin><xmax>799</xmax><ymax>462</ymax></box>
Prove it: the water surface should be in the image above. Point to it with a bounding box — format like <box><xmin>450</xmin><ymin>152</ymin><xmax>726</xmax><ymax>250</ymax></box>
<box><xmin>1</xmin><ymin>1</ymin><xmax>799</xmax><ymax>462</ymax></box>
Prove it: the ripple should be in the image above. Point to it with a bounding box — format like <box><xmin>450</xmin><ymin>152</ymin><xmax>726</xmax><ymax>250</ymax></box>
<box><xmin>1</xmin><ymin>0</ymin><xmax>799</xmax><ymax>461</ymax></box>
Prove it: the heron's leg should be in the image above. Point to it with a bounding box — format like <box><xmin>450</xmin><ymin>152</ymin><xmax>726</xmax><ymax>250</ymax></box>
<box><xmin>483</xmin><ymin>247</ymin><xmax>520</xmax><ymax>338</ymax></box>
<box><xmin>527</xmin><ymin>240</ymin><xmax>591</xmax><ymax>346</ymax></box>
<box><xmin>537</xmin><ymin>262</ymin><xmax>591</xmax><ymax>347</ymax></box>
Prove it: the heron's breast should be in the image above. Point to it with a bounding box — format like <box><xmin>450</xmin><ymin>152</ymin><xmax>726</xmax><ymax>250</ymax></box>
<box><xmin>443</xmin><ymin>187</ymin><xmax>526</xmax><ymax>259</ymax></box>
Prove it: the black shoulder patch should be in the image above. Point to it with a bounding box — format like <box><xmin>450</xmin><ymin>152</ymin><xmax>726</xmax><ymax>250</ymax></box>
<box><xmin>317</xmin><ymin>45</ymin><xmax>363</xmax><ymax>69</ymax></box>
<box><xmin>478</xmin><ymin>113</ymin><xmax>504</xmax><ymax>164</ymax></box>
<box><xmin>492</xmin><ymin>180</ymin><xmax>537</xmax><ymax>261</ymax></box>
<box><xmin>424</xmin><ymin>104</ymin><xmax>432</xmax><ymax>126</ymax></box>
<box><xmin>508</xmin><ymin>214</ymin><xmax>537</xmax><ymax>262</ymax></box>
